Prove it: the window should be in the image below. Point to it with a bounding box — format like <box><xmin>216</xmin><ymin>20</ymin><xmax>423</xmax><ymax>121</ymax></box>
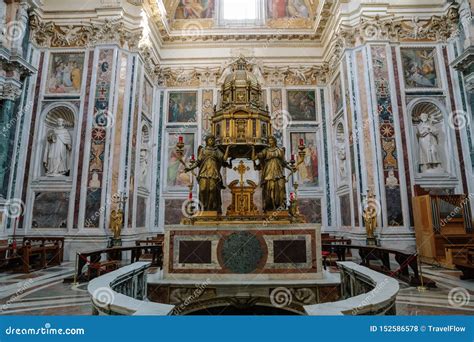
<box><xmin>218</xmin><ymin>0</ymin><xmax>265</xmax><ymax>27</ymax></box>
<box><xmin>222</xmin><ymin>0</ymin><xmax>257</xmax><ymax>21</ymax></box>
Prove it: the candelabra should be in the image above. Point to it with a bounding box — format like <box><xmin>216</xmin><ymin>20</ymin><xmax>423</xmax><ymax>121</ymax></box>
<box><xmin>175</xmin><ymin>136</ymin><xmax>197</xmax><ymax>214</ymax></box>
<box><xmin>287</xmin><ymin>138</ymin><xmax>306</xmax><ymax>219</ymax></box>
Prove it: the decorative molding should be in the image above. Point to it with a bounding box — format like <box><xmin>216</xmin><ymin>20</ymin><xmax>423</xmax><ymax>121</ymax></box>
<box><xmin>157</xmin><ymin>61</ymin><xmax>328</xmax><ymax>88</ymax></box>
<box><xmin>0</xmin><ymin>48</ymin><xmax>36</xmax><ymax>100</ymax></box>
<box><xmin>147</xmin><ymin>0</ymin><xmax>333</xmax><ymax>43</ymax></box>
<box><xmin>29</xmin><ymin>15</ymin><xmax>143</xmax><ymax>50</ymax></box>
<box><xmin>327</xmin><ymin>7</ymin><xmax>460</xmax><ymax>75</ymax></box>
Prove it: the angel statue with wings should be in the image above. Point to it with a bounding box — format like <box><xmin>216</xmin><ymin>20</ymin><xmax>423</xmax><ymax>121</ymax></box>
<box><xmin>252</xmin><ymin>136</ymin><xmax>293</xmax><ymax>212</ymax></box>
<box><xmin>185</xmin><ymin>135</ymin><xmax>232</xmax><ymax>213</ymax></box>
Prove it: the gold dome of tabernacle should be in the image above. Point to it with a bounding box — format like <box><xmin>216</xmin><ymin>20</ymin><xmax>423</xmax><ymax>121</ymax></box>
<box><xmin>212</xmin><ymin>57</ymin><xmax>271</xmax><ymax>159</ymax></box>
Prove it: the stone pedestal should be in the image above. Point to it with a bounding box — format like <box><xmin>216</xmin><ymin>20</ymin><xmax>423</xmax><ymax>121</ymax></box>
<box><xmin>163</xmin><ymin>224</ymin><xmax>322</xmax><ymax>281</ymax></box>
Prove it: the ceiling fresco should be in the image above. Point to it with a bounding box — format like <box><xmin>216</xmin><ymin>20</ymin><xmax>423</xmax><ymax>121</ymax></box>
<box><xmin>162</xmin><ymin>0</ymin><xmax>318</xmax><ymax>30</ymax></box>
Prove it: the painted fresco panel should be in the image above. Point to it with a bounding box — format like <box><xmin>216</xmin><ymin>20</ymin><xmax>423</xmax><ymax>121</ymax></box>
<box><xmin>331</xmin><ymin>75</ymin><xmax>343</xmax><ymax>113</ymax></box>
<box><xmin>167</xmin><ymin>133</ymin><xmax>195</xmax><ymax>189</ymax></box>
<box><xmin>287</xmin><ymin>90</ymin><xmax>316</xmax><ymax>122</ymax></box>
<box><xmin>175</xmin><ymin>1</ymin><xmax>215</xmax><ymax>19</ymax></box>
<box><xmin>267</xmin><ymin>0</ymin><xmax>310</xmax><ymax>18</ymax></box>
<box><xmin>290</xmin><ymin>132</ymin><xmax>319</xmax><ymax>187</ymax></box>
<box><xmin>47</xmin><ymin>53</ymin><xmax>84</xmax><ymax>95</ymax></box>
<box><xmin>168</xmin><ymin>91</ymin><xmax>198</xmax><ymax>123</ymax></box>
<box><xmin>400</xmin><ymin>48</ymin><xmax>439</xmax><ymax>89</ymax></box>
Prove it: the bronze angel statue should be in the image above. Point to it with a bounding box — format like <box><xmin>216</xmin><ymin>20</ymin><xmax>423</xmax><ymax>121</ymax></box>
<box><xmin>185</xmin><ymin>135</ymin><xmax>232</xmax><ymax>213</ymax></box>
<box><xmin>251</xmin><ymin>136</ymin><xmax>293</xmax><ymax>212</ymax></box>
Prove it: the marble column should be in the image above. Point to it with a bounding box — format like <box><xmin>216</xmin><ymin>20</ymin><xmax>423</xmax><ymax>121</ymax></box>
<box><xmin>0</xmin><ymin>99</ymin><xmax>15</xmax><ymax>198</ymax></box>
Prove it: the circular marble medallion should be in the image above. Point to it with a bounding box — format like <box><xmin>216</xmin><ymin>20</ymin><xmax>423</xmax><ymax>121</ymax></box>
<box><xmin>221</xmin><ymin>231</ymin><xmax>264</xmax><ymax>274</ymax></box>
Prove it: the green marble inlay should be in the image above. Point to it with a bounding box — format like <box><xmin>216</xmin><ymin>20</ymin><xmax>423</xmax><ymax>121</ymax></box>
<box><xmin>222</xmin><ymin>231</ymin><xmax>263</xmax><ymax>274</ymax></box>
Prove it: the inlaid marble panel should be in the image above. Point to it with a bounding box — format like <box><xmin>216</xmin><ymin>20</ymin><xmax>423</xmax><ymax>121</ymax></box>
<box><xmin>136</xmin><ymin>196</ymin><xmax>147</xmax><ymax>228</ymax></box>
<box><xmin>298</xmin><ymin>198</ymin><xmax>322</xmax><ymax>223</ymax></box>
<box><xmin>32</xmin><ymin>192</ymin><xmax>69</xmax><ymax>228</ymax></box>
<box><xmin>164</xmin><ymin>199</ymin><xmax>185</xmax><ymax>225</ymax></box>
<box><xmin>340</xmin><ymin>194</ymin><xmax>351</xmax><ymax>226</ymax></box>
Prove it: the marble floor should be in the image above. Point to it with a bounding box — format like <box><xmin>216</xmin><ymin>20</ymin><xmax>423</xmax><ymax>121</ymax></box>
<box><xmin>0</xmin><ymin>263</ymin><xmax>472</xmax><ymax>315</ymax></box>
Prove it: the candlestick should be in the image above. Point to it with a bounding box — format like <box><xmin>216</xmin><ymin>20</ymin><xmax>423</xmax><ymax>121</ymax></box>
<box><xmin>178</xmin><ymin>136</ymin><xmax>183</xmax><ymax>143</ymax></box>
<box><xmin>290</xmin><ymin>154</ymin><xmax>295</xmax><ymax>162</ymax></box>
<box><xmin>299</xmin><ymin>138</ymin><xmax>304</xmax><ymax>146</ymax></box>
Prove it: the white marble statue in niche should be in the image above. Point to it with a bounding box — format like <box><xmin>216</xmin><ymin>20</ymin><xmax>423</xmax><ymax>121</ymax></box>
<box><xmin>43</xmin><ymin>118</ymin><xmax>72</xmax><ymax>176</ymax></box>
<box><xmin>416</xmin><ymin>112</ymin><xmax>443</xmax><ymax>173</ymax></box>
<box><xmin>336</xmin><ymin>142</ymin><xmax>347</xmax><ymax>182</ymax></box>
<box><xmin>335</xmin><ymin>124</ymin><xmax>347</xmax><ymax>184</ymax></box>
<box><xmin>139</xmin><ymin>128</ymin><xmax>150</xmax><ymax>189</ymax></box>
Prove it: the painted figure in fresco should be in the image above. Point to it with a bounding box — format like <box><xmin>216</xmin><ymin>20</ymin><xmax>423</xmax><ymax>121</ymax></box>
<box><xmin>71</xmin><ymin>61</ymin><xmax>82</xmax><ymax>90</ymax></box>
<box><xmin>43</xmin><ymin>118</ymin><xmax>72</xmax><ymax>176</ymax></box>
<box><xmin>62</xmin><ymin>62</ymin><xmax>73</xmax><ymax>87</ymax></box>
<box><xmin>288</xmin><ymin>0</ymin><xmax>309</xmax><ymax>18</ymax></box>
<box><xmin>403</xmin><ymin>49</ymin><xmax>437</xmax><ymax>88</ymax></box>
<box><xmin>270</xmin><ymin>0</ymin><xmax>287</xmax><ymax>19</ymax></box>
<box><xmin>252</xmin><ymin>136</ymin><xmax>292</xmax><ymax>211</ymax></box>
<box><xmin>416</xmin><ymin>112</ymin><xmax>442</xmax><ymax>173</ymax></box>
<box><xmin>48</xmin><ymin>56</ymin><xmax>83</xmax><ymax>93</ymax></box>
<box><xmin>181</xmin><ymin>0</ymin><xmax>205</xmax><ymax>19</ymax></box>
<box><xmin>185</xmin><ymin>135</ymin><xmax>232</xmax><ymax>213</ymax></box>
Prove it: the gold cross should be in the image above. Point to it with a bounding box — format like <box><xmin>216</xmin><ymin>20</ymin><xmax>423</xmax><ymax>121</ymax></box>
<box><xmin>234</xmin><ymin>160</ymin><xmax>250</xmax><ymax>186</ymax></box>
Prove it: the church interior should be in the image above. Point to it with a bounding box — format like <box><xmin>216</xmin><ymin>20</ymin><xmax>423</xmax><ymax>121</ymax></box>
<box><xmin>0</xmin><ymin>0</ymin><xmax>473</xmax><ymax>316</ymax></box>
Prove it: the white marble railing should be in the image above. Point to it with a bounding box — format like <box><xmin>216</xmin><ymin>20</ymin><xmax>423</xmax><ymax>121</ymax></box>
<box><xmin>87</xmin><ymin>262</ymin><xmax>174</xmax><ymax>315</ymax></box>
<box><xmin>304</xmin><ymin>262</ymin><xmax>399</xmax><ymax>315</ymax></box>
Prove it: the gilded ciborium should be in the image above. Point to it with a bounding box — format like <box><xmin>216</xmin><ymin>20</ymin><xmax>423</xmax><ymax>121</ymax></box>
<box><xmin>212</xmin><ymin>57</ymin><xmax>271</xmax><ymax>159</ymax></box>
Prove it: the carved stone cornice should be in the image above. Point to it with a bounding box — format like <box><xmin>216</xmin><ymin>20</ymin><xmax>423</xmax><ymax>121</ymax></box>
<box><xmin>29</xmin><ymin>15</ymin><xmax>143</xmax><ymax>50</ymax></box>
<box><xmin>159</xmin><ymin>62</ymin><xmax>327</xmax><ymax>88</ymax></box>
<box><xmin>327</xmin><ymin>6</ymin><xmax>460</xmax><ymax>75</ymax></box>
<box><xmin>139</xmin><ymin>44</ymin><xmax>163</xmax><ymax>86</ymax></box>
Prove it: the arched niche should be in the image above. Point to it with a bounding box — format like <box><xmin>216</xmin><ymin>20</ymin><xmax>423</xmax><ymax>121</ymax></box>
<box><xmin>139</xmin><ymin>124</ymin><xmax>151</xmax><ymax>189</ymax></box>
<box><xmin>334</xmin><ymin>121</ymin><xmax>347</xmax><ymax>185</ymax></box>
<box><xmin>39</xmin><ymin>104</ymin><xmax>76</xmax><ymax>178</ymax></box>
<box><xmin>409</xmin><ymin>100</ymin><xmax>448</xmax><ymax>175</ymax></box>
